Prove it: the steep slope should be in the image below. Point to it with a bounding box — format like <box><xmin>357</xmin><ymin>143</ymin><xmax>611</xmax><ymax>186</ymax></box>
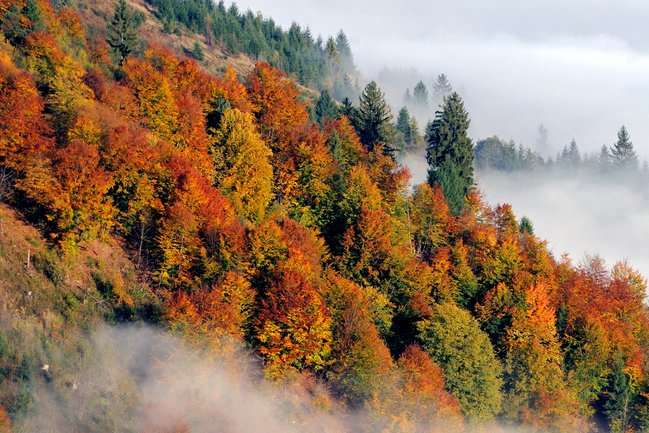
<box><xmin>0</xmin><ymin>1</ymin><xmax>649</xmax><ymax>433</ymax></box>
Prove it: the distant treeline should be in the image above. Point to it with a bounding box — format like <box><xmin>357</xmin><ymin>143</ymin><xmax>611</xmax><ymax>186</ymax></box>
<box><xmin>475</xmin><ymin>127</ymin><xmax>649</xmax><ymax>179</ymax></box>
<box><xmin>147</xmin><ymin>0</ymin><xmax>359</xmax><ymax>99</ymax></box>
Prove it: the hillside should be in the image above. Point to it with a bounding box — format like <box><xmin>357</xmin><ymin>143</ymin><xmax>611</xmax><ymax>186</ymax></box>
<box><xmin>0</xmin><ymin>1</ymin><xmax>648</xmax><ymax>433</ymax></box>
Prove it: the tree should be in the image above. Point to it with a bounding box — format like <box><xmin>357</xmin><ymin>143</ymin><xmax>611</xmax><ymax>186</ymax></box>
<box><xmin>610</xmin><ymin>126</ymin><xmax>638</xmax><ymax>169</ymax></box>
<box><xmin>433</xmin><ymin>73</ymin><xmax>452</xmax><ymax>100</ymax></box>
<box><xmin>417</xmin><ymin>302</ymin><xmax>503</xmax><ymax>421</ymax></box>
<box><xmin>314</xmin><ymin>89</ymin><xmax>338</xmax><ymax>126</ymax></box>
<box><xmin>426</xmin><ymin>92</ymin><xmax>474</xmax><ymax>215</ymax></box>
<box><xmin>210</xmin><ymin>108</ymin><xmax>273</xmax><ymax>222</ymax></box>
<box><xmin>106</xmin><ymin>0</ymin><xmax>141</xmax><ymax>65</ymax></box>
<box><xmin>356</xmin><ymin>81</ymin><xmax>394</xmax><ymax>154</ymax></box>
<box><xmin>395</xmin><ymin>107</ymin><xmax>413</xmax><ymax>148</ymax></box>
<box><xmin>413</xmin><ymin>80</ymin><xmax>429</xmax><ymax>108</ymax></box>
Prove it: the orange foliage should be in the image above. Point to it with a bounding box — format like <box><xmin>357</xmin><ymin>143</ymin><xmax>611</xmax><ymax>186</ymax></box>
<box><xmin>0</xmin><ymin>52</ymin><xmax>52</xmax><ymax>168</ymax></box>
<box><xmin>247</xmin><ymin>62</ymin><xmax>308</xmax><ymax>148</ymax></box>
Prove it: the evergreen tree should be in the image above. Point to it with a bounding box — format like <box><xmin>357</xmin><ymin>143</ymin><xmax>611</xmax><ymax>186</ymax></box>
<box><xmin>519</xmin><ymin>216</ymin><xmax>534</xmax><ymax>235</ymax></box>
<box><xmin>413</xmin><ymin>80</ymin><xmax>429</xmax><ymax>108</ymax></box>
<box><xmin>190</xmin><ymin>41</ymin><xmax>205</xmax><ymax>61</ymax></box>
<box><xmin>335</xmin><ymin>30</ymin><xmax>353</xmax><ymax>71</ymax></box>
<box><xmin>340</xmin><ymin>97</ymin><xmax>358</xmax><ymax>127</ymax></box>
<box><xmin>426</xmin><ymin>92</ymin><xmax>474</xmax><ymax>215</ymax></box>
<box><xmin>611</xmin><ymin>126</ymin><xmax>638</xmax><ymax>169</ymax></box>
<box><xmin>107</xmin><ymin>0</ymin><xmax>142</xmax><ymax>65</ymax></box>
<box><xmin>314</xmin><ymin>90</ymin><xmax>339</xmax><ymax>126</ymax></box>
<box><xmin>433</xmin><ymin>73</ymin><xmax>452</xmax><ymax>100</ymax></box>
<box><xmin>403</xmin><ymin>88</ymin><xmax>412</xmax><ymax>106</ymax></box>
<box><xmin>396</xmin><ymin>107</ymin><xmax>413</xmax><ymax>146</ymax></box>
<box><xmin>357</xmin><ymin>81</ymin><xmax>394</xmax><ymax>154</ymax></box>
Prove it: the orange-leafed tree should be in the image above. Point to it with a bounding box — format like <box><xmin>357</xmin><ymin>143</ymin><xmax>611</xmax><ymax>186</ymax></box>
<box><xmin>247</xmin><ymin>62</ymin><xmax>308</xmax><ymax>149</ymax></box>
<box><xmin>254</xmin><ymin>219</ymin><xmax>332</xmax><ymax>379</ymax></box>
<box><xmin>504</xmin><ymin>282</ymin><xmax>587</xmax><ymax>432</ymax></box>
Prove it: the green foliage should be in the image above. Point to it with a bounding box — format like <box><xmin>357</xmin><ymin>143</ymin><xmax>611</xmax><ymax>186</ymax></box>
<box><xmin>189</xmin><ymin>41</ymin><xmax>204</xmax><ymax>61</ymax></box>
<box><xmin>474</xmin><ymin>136</ymin><xmax>544</xmax><ymax>172</ymax></box>
<box><xmin>426</xmin><ymin>92</ymin><xmax>474</xmax><ymax>214</ymax></box>
<box><xmin>146</xmin><ymin>0</ymin><xmax>359</xmax><ymax>96</ymax></box>
<box><xmin>356</xmin><ymin>81</ymin><xmax>394</xmax><ymax>154</ymax></box>
<box><xmin>106</xmin><ymin>0</ymin><xmax>142</xmax><ymax>65</ymax></box>
<box><xmin>611</xmin><ymin>125</ymin><xmax>638</xmax><ymax>169</ymax></box>
<box><xmin>314</xmin><ymin>89</ymin><xmax>338</xmax><ymax>126</ymax></box>
<box><xmin>418</xmin><ymin>302</ymin><xmax>503</xmax><ymax>421</ymax></box>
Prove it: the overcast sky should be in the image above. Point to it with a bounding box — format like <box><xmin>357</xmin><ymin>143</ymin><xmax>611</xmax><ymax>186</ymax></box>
<box><xmin>233</xmin><ymin>0</ymin><xmax>649</xmax><ymax>158</ymax></box>
<box><xmin>232</xmin><ymin>1</ymin><xmax>649</xmax><ymax>277</ymax></box>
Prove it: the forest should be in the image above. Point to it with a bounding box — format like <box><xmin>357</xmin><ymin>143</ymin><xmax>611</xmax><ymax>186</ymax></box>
<box><xmin>0</xmin><ymin>1</ymin><xmax>648</xmax><ymax>433</ymax></box>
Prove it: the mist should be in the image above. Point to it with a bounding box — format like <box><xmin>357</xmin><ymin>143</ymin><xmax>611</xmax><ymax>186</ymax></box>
<box><xmin>231</xmin><ymin>0</ymin><xmax>649</xmax><ymax>159</ymax></box>
<box><xmin>477</xmin><ymin>169</ymin><xmax>649</xmax><ymax>281</ymax></box>
<box><xmin>402</xmin><ymin>149</ymin><xmax>649</xmax><ymax>280</ymax></box>
<box><xmin>18</xmin><ymin>325</ymin><xmax>493</xmax><ymax>433</ymax></box>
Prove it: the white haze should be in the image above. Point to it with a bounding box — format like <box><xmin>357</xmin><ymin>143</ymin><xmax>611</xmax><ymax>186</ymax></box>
<box><xmin>21</xmin><ymin>325</ymin><xmax>493</xmax><ymax>433</ymax></box>
<box><xmin>232</xmin><ymin>0</ymin><xmax>649</xmax><ymax>159</ymax></box>
<box><xmin>232</xmin><ymin>0</ymin><xmax>649</xmax><ymax>279</ymax></box>
<box><xmin>402</xmin><ymin>150</ymin><xmax>649</xmax><ymax>280</ymax></box>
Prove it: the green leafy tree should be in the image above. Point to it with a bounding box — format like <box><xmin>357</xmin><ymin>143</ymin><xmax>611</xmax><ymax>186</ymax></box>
<box><xmin>107</xmin><ymin>0</ymin><xmax>142</xmax><ymax>65</ymax></box>
<box><xmin>426</xmin><ymin>92</ymin><xmax>474</xmax><ymax>214</ymax></box>
<box><xmin>357</xmin><ymin>81</ymin><xmax>394</xmax><ymax>154</ymax></box>
<box><xmin>417</xmin><ymin>302</ymin><xmax>503</xmax><ymax>421</ymax></box>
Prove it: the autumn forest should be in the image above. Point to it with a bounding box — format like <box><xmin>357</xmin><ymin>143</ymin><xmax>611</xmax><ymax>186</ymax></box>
<box><xmin>0</xmin><ymin>1</ymin><xmax>648</xmax><ymax>433</ymax></box>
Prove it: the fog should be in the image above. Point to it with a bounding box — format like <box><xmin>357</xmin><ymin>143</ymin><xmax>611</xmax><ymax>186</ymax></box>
<box><xmin>232</xmin><ymin>0</ymin><xmax>649</xmax><ymax>159</ymax></box>
<box><xmin>402</xmin><ymin>149</ymin><xmax>649</xmax><ymax>280</ymax></box>
<box><xmin>20</xmin><ymin>325</ymin><xmax>476</xmax><ymax>433</ymax></box>
<box><xmin>231</xmin><ymin>0</ymin><xmax>649</xmax><ymax>280</ymax></box>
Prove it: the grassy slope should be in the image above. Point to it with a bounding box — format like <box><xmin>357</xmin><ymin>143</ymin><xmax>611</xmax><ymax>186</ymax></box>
<box><xmin>0</xmin><ymin>204</ymin><xmax>160</xmax><ymax>421</ymax></box>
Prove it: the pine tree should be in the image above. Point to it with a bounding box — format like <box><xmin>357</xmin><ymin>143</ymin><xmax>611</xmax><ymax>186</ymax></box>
<box><xmin>396</xmin><ymin>107</ymin><xmax>413</xmax><ymax>146</ymax></box>
<box><xmin>433</xmin><ymin>73</ymin><xmax>452</xmax><ymax>100</ymax></box>
<box><xmin>335</xmin><ymin>30</ymin><xmax>353</xmax><ymax>71</ymax></box>
<box><xmin>357</xmin><ymin>81</ymin><xmax>393</xmax><ymax>154</ymax></box>
<box><xmin>314</xmin><ymin>90</ymin><xmax>338</xmax><ymax>126</ymax></box>
<box><xmin>107</xmin><ymin>0</ymin><xmax>142</xmax><ymax>65</ymax></box>
<box><xmin>611</xmin><ymin>126</ymin><xmax>638</xmax><ymax>169</ymax></box>
<box><xmin>413</xmin><ymin>80</ymin><xmax>429</xmax><ymax>108</ymax></box>
<box><xmin>426</xmin><ymin>92</ymin><xmax>473</xmax><ymax>215</ymax></box>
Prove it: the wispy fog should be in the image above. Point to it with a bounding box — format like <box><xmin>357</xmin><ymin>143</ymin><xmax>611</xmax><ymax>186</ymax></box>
<box><xmin>231</xmin><ymin>0</ymin><xmax>649</xmax><ymax>158</ymax></box>
<box><xmin>21</xmin><ymin>326</ymin><xmax>480</xmax><ymax>433</ymax></box>
<box><xmin>477</xmin><ymin>169</ymin><xmax>649</xmax><ymax>280</ymax></box>
<box><xmin>402</xmin><ymin>149</ymin><xmax>649</xmax><ymax>279</ymax></box>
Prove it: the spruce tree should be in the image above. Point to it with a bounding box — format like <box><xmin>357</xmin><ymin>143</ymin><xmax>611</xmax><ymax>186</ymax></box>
<box><xmin>107</xmin><ymin>0</ymin><xmax>142</xmax><ymax>65</ymax></box>
<box><xmin>357</xmin><ymin>81</ymin><xmax>394</xmax><ymax>154</ymax></box>
<box><xmin>433</xmin><ymin>73</ymin><xmax>453</xmax><ymax>100</ymax></box>
<box><xmin>426</xmin><ymin>92</ymin><xmax>474</xmax><ymax>215</ymax></box>
<box><xmin>314</xmin><ymin>90</ymin><xmax>339</xmax><ymax>126</ymax></box>
<box><xmin>413</xmin><ymin>80</ymin><xmax>429</xmax><ymax>108</ymax></box>
<box><xmin>396</xmin><ymin>107</ymin><xmax>413</xmax><ymax>146</ymax></box>
<box><xmin>611</xmin><ymin>126</ymin><xmax>638</xmax><ymax>169</ymax></box>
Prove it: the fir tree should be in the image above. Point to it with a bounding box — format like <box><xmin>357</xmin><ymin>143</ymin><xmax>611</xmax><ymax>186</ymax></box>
<box><xmin>611</xmin><ymin>126</ymin><xmax>638</xmax><ymax>169</ymax></box>
<box><xmin>426</xmin><ymin>92</ymin><xmax>473</xmax><ymax>215</ymax></box>
<box><xmin>107</xmin><ymin>0</ymin><xmax>142</xmax><ymax>65</ymax></box>
<box><xmin>357</xmin><ymin>81</ymin><xmax>394</xmax><ymax>154</ymax></box>
<box><xmin>413</xmin><ymin>81</ymin><xmax>429</xmax><ymax>108</ymax></box>
<box><xmin>314</xmin><ymin>90</ymin><xmax>339</xmax><ymax>126</ymax></box>
<box><xmin>396</xmin><ymin>107</ymin><xmax>413</xmax><ymax>146</ymax></box>
<box><xmin>433</xmin><ymin>73</ymin><xmax>452</xmax><ymax>100</ymax></box>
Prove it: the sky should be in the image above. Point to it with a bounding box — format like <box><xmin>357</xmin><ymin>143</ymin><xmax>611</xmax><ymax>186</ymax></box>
<box><xmin>232</xmin><ymin>0</ymin><xmax>649</xmax><ymax>159</ymax></box>
<box><xmin>231</xmin><ymin>0</ymin><xmax>649</xmax><ymax>279</ymax></box>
